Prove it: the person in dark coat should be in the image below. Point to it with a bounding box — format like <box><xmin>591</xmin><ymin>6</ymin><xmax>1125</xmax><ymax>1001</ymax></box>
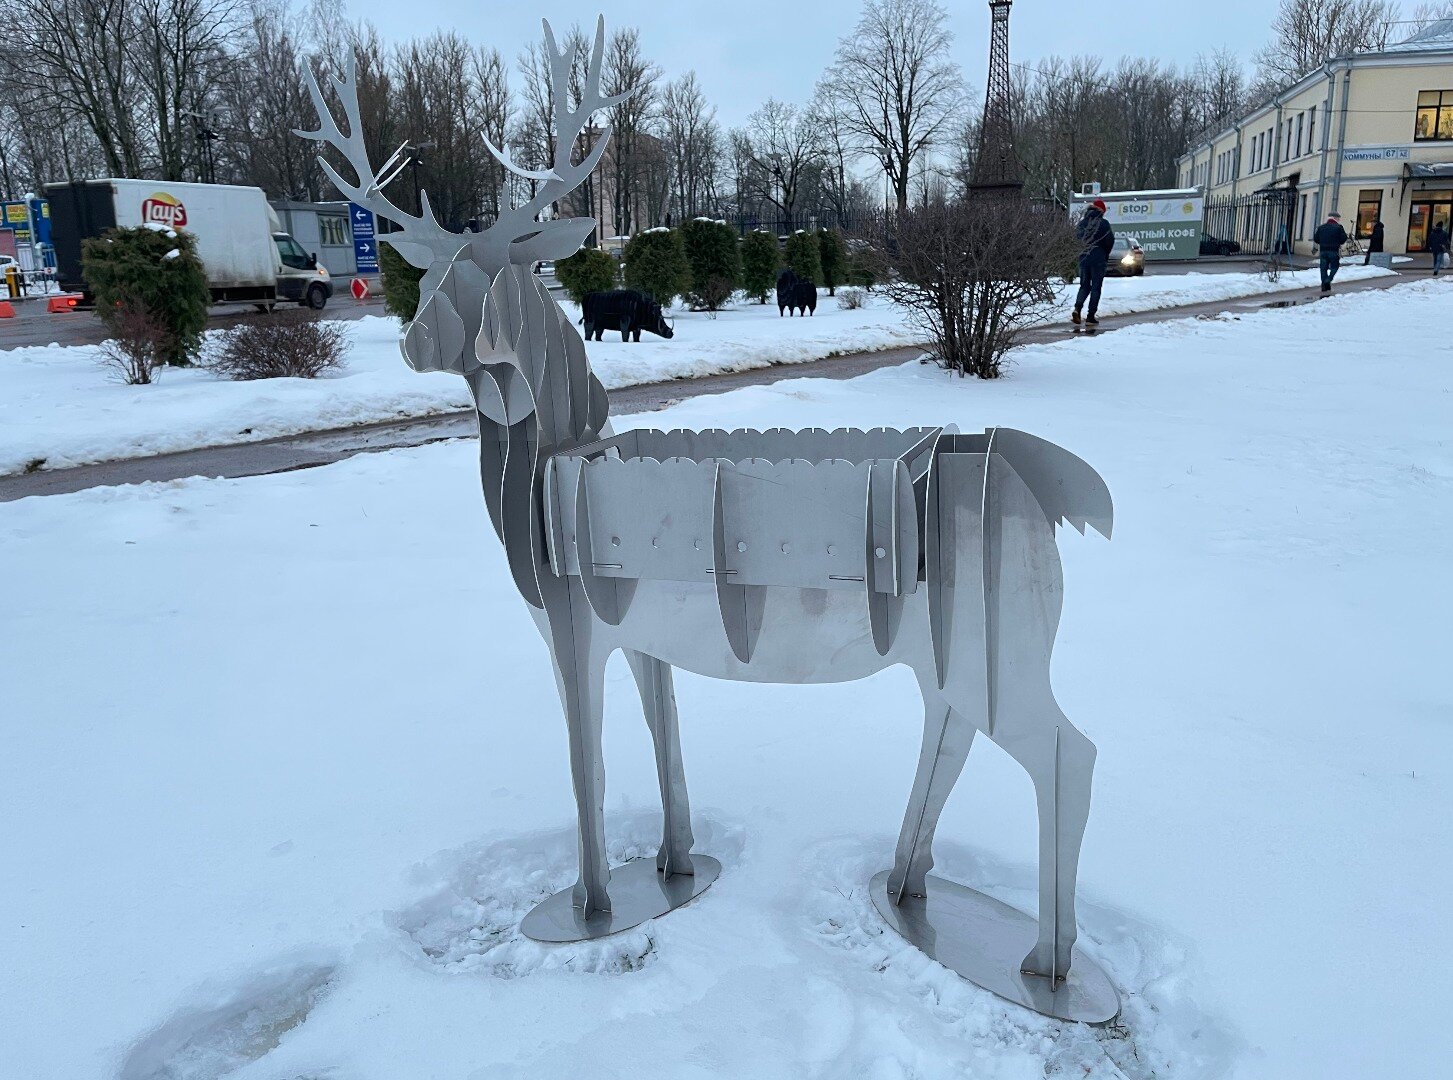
<box><xmin>1429</xmin><ymin>221</ymin><xmax>1450</xmax><ymax>276</ymax></box>
<box><xmin>1072</xmin><ymin>198</ymin><xmax>1115</xmax><ymax>325</ymax></box>
<box><xmin>1311</xmin><ymin>212</ymin><xmax>1348</xmax><ymax>293</ymax></box>
<box><xmin>1363</xmin><ymin>220</ymin><xmax>1384</xmax><ymax>265</ymax></box>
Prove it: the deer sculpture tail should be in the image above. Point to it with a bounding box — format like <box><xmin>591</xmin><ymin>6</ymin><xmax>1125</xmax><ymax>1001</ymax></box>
<box><xmin>924</xmin><ymin>428</ymin><xmax>1112</xmax><ymax>699</ymax></box>
<box><xmin>989</xmin><ymin>428</ymin><xmax>1114</xmax><ymax>541</ymax></box>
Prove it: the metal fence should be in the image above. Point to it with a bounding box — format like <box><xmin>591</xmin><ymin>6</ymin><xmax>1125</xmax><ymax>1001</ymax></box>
<box><xmin>1204</xmin><ymin>190</ymin><xmax>1298</xmax><ymax>256</ymax></box>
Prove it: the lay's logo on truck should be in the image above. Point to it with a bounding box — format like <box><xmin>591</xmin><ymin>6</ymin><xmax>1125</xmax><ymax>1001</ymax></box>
<box><xmin>141</xmin><ymin>192</ymin><xmax>187</xmax><ymax>228</ymax></box>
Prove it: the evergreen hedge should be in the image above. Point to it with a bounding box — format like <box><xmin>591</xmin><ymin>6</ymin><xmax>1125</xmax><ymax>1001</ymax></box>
<box><xmin>783</xmin><ymin>229</ymin><xmax>822</xmax><ymax>285</ymax></box>
<box><xmin>81</xmin><ymin>225</ymin><xmax>209</xmax><ymax>366</ymax></box>
<box><xmin>623</xmin><ymin>228</ymin><xmax>691</xmax><ymax>308</ymax></box>
<box><xmin>556</xmin><ymin>247</ymin><xmax>619</xmax><ymax>305</ymax></box>
<box><xmin>680</xmin><ymin>218</ymin><xmax>741</xmax><ymax>311</ymax></box>
<box><xmin>818</xmin><ymin>228</ymin><xmax>847</xmax><ymax>296</ymax></box>
<box><xmin>377</xmin><ymin>238</ymin><xmax>424</xmax><ymax>318</ymax></box>
<box><xmin>379</xmin><ymin>240</ymin><xmax>424</xmax><ymax>320</ymax></box>
<box><xmin>740</xmin><ymin>229</ymin><xmax>780</xmax><ymax>305</ymax></box>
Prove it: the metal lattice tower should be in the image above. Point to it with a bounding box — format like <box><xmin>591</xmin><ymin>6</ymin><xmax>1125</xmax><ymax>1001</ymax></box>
<box><xmin>971</xmin><ymin>0</ymin><xmax>1024</xmax><ymax>195</ymax></box>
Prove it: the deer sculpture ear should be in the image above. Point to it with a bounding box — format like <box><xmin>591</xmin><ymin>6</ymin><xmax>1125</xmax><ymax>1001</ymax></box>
<box><xmin>509</xmin><ymin>218</ymin><xmax>599</xmax><ymax>266</ymax></box>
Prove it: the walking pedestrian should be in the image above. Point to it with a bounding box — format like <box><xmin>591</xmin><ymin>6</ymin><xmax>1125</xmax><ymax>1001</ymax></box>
<box><xmin>1429</xmin><ymin>221</ymin><xmax>1450</xmax><ymax>276</ymax></box>
<box><xmin>1363</xmin><ymin>220</ymin><xmax>1384</xmax><ymax>265</ymax></box>
<box><xmin>1311</xmin><ymin>212</ymin><xmax>1348</xmax><ymax>294</ymax></box>
<box><xmin>1072</xmin><ymin>198</ymin><xmax>1114</xmax><ymax>326</ymax></box>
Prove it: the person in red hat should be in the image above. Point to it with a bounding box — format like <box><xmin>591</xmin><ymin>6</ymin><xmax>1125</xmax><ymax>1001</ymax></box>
<box><xmin>1072</xmin><ymin>198</ymin><xmax>1115</xmax><ymax>325</ymax></box>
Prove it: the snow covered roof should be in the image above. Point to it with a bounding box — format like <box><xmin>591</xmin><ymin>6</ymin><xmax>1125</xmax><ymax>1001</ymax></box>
<box><xmin>1384</xmin><ymin>16</ymin><xmax>1453</xmax><ymax>53</ymax></box>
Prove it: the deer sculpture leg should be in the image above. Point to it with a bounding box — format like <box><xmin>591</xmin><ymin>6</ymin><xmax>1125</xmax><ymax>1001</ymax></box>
<box><xmin>1001</xmin><ymin>716</ymin><xmax>1097</xmax><ymax>985</ymax></box>
<box><xmin>624</xmin><ymin>650</ymin><xmax>696</xmax><ymax>877</ymax></box>
<box><xmin>545</xmin><ymin>582</ymin><xmax>613</xmax><ymax>919</ymax></box>
<box><xmin>886</xmin><ymin>671</ymin><xmax>979</xmax><ymax>903</ymax></box>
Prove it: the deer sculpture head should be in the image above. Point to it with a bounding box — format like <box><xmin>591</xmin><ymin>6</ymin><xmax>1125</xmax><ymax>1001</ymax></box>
<box><xmin>296</xmin><ymin>17</ymin><xmax>629</xmax><ymax>439</ymax></box>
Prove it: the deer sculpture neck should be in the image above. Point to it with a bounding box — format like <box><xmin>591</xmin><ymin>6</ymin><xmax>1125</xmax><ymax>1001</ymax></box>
<box><xmin>297</xmin><ymin>16</ymin><xmax>629</xmax><ymax>608</ymax></box>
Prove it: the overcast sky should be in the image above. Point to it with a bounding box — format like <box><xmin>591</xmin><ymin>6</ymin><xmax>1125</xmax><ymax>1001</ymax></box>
<box><xmin>340</xmin><ymin>1</ymin><xmax>1432</xmax><ymax>129</ymax></box>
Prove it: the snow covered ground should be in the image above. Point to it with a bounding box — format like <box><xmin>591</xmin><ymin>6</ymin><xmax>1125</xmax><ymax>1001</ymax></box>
<box><xmin>4</xmin><ymin>278</ymin><xmax>1448</xmax><ymax>1080</ymax></box>
<box><xmin>0</xmin><ymin>264</ymin><xmax>1394</xmax><ymax>477</ymax></box>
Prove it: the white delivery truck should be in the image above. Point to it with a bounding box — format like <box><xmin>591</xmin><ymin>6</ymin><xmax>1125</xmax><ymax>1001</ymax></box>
<box><xmin>45</xmin><ymin>179</ymin><xmax>333</xmax><ymax>309</ymax></box>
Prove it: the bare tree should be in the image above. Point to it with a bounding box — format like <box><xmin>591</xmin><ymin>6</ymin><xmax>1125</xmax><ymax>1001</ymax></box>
<box><xmin>738</xmin><ymin>98</ymin><xmax>820</xmax><ymax>219</ymax></box>
<box><xmin>135</xmin><ymin>0</ymin><xmax>241</xmax><ymax>180</ymax></box>
<box><xmin>1407</xmin><ymin>1</ymin><xmax>1453</xmax><ymax>31</ymax></box>
<box><xmin>216</xmin><ymin>0</ymin><xmax>318</xmax><ymax>196</ymax></box>
<box><xmin>661</xmin><ymin>72</ymin><xmax>722</xmax><ymax>219</ymax></box>
<box><xmin>1254</xmin><ymin>0</ymin><xmax>1400</xmax><ymax>92</ymax></box>
<box><xmin>0</xmin><ymin>0</ymin><xmax>147</xmax><ymax>176</ymax></box>
<box><xmin>391</xmin><ymin>32</ymin><xmax>510</xmax><ymax>230</ymax></box>
<box><xmin>824</xmin><ymin>0</ymin><xmax>964</xmax><ymax>213</ymax></box>
<box><xmin>603</xmin><ymin>26</ymin><xmax>661</xmax><ymax>235</ymax></box>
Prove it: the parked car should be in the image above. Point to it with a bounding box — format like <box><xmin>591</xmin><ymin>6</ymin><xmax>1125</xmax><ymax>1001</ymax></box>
<box><xmin>1201</xmin><ymin>231</ymin><xmax>1241</xmax><ymax>256</ymax></box>
<box><xmin>1108</xmin><ymin>235</ymin><xmax>1145</xmax><ymax>277</ymax></box>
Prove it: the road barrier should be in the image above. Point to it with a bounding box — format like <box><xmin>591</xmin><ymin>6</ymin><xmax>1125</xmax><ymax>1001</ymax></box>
<box><xmin>0</xmin><ymin>300</ymin><xmax>14</xmax><ymax>318</ymax></box>
<box><xmin>47</xmin><ymin>295</ymin><xmax>81</xmax><ymax>313</ymax></box>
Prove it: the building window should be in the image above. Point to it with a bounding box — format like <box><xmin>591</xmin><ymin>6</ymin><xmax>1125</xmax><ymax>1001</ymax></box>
<box><xmin>1296</xmin><ymin>113</ymin><xmax>1305</xmax><ymax>157</ymax></box>
<box><xmin>1414</xmin><ymin>90</ymin><xmax>1453</xmax><ymax>141</ymax></box>
<box><xmin>1298</xmin><ymin>194</ymin><xmax>1308</xmax><ymax>240</ymax></box>
<box><xmin>318</xmin><ymin>215</ymin><xmax>350</xmax><ymax>246</ymax></box>
<box><xmin>1356</xmin><ymin>190</ymin><xmax>1383</xmax><ymax>239</ymax></box>
<box><xmin>1308</xmin><ymin>106</ymin><xmax>1316</xmax><ymax>152</ymax></box>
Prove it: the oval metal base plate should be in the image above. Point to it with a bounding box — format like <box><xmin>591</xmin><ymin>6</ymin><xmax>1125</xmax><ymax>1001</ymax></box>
<box><xmin>521</xmin><ymin>854</ymin><xmax>721</xmax><ymax>943</ymax></box>
<box><xmin>869</xmin><ymin>870</ymin><xmax>1120</xmax><ymax>1024</ymax></box>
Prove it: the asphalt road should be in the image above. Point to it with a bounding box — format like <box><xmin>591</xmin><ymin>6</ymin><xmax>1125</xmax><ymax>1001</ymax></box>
<box><xmin>0</xmin><ymin>292</ymin><xmax>390</xmax><ymax>350</ymax></box>
<box><xmin>0</xmin><ymin>271</ymin><xmax>1415</xmax><ymax>503</ymax></box>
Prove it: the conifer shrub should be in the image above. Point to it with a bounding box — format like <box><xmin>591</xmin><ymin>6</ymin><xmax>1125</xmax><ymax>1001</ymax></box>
<box><xmin>623</xmin><ymin>228</ymin><xmax>691</xmax><ymax>308</ymax></box>
<box><xmin>81</xmin><ymin>225</ymin><xmax>209</xmax><ymax>367</ymax></box>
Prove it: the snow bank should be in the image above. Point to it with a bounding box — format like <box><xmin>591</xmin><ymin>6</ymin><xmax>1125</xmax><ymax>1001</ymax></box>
<box><xmin>0</xmin><ymin>265</ymin><xmax>1395</xmax><ymax>477</ymax></box>
<box><xmin>2</xmin><ymin>281</ymin><xmax>1449</xmax><ymax>1079</ymax></box>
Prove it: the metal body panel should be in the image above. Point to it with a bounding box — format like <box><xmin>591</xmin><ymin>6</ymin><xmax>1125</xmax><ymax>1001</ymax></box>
<box><xmin>303</xmin><ymin>16</ymin><xmax>1120</xmax><ymax>1024</ymax></box>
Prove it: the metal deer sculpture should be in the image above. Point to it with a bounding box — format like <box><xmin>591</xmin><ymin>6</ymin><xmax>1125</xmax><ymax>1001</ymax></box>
<box><xmin>300</xmin><ymin>17</ymin><xmax>1119</xmax><ymax>1024</ymax></box>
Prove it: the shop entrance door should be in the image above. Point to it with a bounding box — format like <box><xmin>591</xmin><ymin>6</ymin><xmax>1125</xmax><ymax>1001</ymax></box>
<box><xmin>1408</xmin><ymin>199</ymin><xmax>1453</xmax><ymax>251</ymax></box>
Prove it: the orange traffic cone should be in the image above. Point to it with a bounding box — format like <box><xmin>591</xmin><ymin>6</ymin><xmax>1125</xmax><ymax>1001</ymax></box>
<box><xmin>47</xmin><ymin>295</ymin><xmax>81</xmax><ymax>313</ymax></box>
<box><xmin>0</xmin><ymin>300</ymin><xmax>15</xmax><ymax>318</ymax></box>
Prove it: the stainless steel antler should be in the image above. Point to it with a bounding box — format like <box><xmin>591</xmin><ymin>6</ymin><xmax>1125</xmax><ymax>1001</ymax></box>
<box><xmin>294</xmin><ymin>61</ymin><xmax>465</xmax><ymax>276</ymax></box>
<box><xmin>480</xmin><ymin>17</ymin><xmax>638</xmax><ymax>270</ymax></box>
<box><xmin>297</xmin><ymin>16</ymin><xmax>636</xmax><ymax>314</ymax></box>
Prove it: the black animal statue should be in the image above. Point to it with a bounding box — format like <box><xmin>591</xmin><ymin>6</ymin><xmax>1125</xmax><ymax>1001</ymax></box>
<box><xmin>581</xmin><ymin>289</ymin><xmax>675</xmax><ymax>342</ymax></box>
<box><xmin>776</xmin><ymin>269</ymin><xmax>818</xmax><ymax>317</ymax></box>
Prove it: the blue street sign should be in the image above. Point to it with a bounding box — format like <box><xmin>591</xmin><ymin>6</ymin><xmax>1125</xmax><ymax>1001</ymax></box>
<box><xmin>349</xmin><ymin>202</ymin><xmax>378</xmax><ymax>273</ymax></box>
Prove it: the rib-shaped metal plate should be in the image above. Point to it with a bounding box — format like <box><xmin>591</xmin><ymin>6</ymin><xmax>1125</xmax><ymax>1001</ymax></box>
<box><xmin>552</xmin><ymin>455</ymin><xmax>918</xmax><ymax>593</ymax></box>
<box><xmin>562</xmin><ymin>426</ymin><xmax>943</xmax><ymax>466</ymax></box>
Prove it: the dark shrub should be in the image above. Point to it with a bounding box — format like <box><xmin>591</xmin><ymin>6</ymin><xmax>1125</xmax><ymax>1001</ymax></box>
<box><xmin>205</xmin><ymin>309</ymin><xmax>351</xmax><ymax>380</ymax></box>
<box><xmin>82</xmin><ymin>225</ymin><xmax>208</xmax><ymax>367</ymax></box>
<box><xmin>740</xmin><ymin>229</ymin><xmax>780</xmax><ymax>304</ymax></box>
<box><xmin>556</xmin><ymin>247</ymin><xmax>619</xmax><ymax>305</ymax></box>
<box><xmin>95</xmin><ymin>309</ymin><xmax>170</xmax><ymax>385</ymax></box>
<box><xmin>818</xmin><ymin>228</ymin><xmax>847</xmax><ymax>296</ymax></box>
<box><xmin>379</xmin><ymin>240</ymin><xmax>424</xmax><ymax>320</ymax></box>
<box><xmin>680</xmin><ymin>218</ymin><xmax>741</xmax><ymax>311</ymax></box>
<box><xmin>783</xmin><ymin>229</ymin><xmax>822</xmax><ymax>284</ymax></box>
<box><xmin>623</xmin><ymin>228</ymin><xmax>691</xmax><ymax>308</ymax></box>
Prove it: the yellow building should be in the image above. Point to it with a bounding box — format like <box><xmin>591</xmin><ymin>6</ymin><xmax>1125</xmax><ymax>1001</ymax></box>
<box><xmin>1178</xmin><ymin>18</ymin><xmax>1453</xmax><ymax>257</ymax></box>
